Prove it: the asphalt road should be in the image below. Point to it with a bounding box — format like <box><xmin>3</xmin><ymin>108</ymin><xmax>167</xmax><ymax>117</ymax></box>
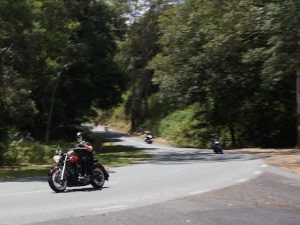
<box><xmin>0</xmin><ymin>126</ymin><xmax>299</xmax><ymax>225</ymax></box>
<box><xmin>26</xmin><ymin>172</ymin><xmax>300</xmax><ymax>225</ymax></box>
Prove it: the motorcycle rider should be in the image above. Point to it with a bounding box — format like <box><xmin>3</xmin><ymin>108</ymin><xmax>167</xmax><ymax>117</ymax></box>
<box><xmin>71</xmin><ymin>132</ymin><xmax>94</xmax><ymax>179</ymax></box>
<box><xmin>104</xmin><ymin>123</ymin><xmax>109</xmax><ymax>132</ymax></box>
<box><xmin>210</xmin><ymin>134</ymin><xmax>218</xmax><ymax>142</ymax></box>
<box><xmin>209</xmin><ymin>134</ymin><xmax>223</xmax><ymax>154</ymax></box>
<box><xmin>144</xmin><ymin>131</ymin><xmax>153</xmax><ymax>143</ymax></box>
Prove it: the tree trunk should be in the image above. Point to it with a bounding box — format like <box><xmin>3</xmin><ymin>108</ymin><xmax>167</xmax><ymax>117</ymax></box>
<box><xmin>297</xmin><ymin>52</ymin><xmax>300</xmax><ymax>147</ymax></box>
<box><xmin>45</xmin><ymin>72</ymin><xmax>61</xmax><ymax>143</ymax></box>
<box><xmin>229</xmin><ymin>126</ymin><xmax>236</xmax><ymax>147</ymax></box>
<box><xmin>297</xmin><ymin>9</ymin><xmax>300</xmax><ymax>147</ymax></box>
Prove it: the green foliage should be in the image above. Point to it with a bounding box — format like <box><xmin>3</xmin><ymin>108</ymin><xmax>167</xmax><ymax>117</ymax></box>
<box><xmin>0</xmin><ymin>139</ymin><xmax>150</xmax><ymax>179</ymax></box>
<box><xmin>0</xmin><ymin>0</ymin><xmax>37</xmax><ymax>132</ymax></box>
<box><xmin>117</xmin><ymin>1</ymin><xmax>171</xmax><ymax>132</ymax></box>
<box><xmin>94</xmin><ymin>92</ymin><xmax>131</xmax><ymax>132</ymax></box>
<box><xmin>148</xmin><ymin>0</ymin><xmax>298</xmax><ymax>147</ymax></box>
<box><xmin>1</xmin><ymin>0</ymin><xmax>299</xmax><ymax>150</ymax></box>
<box><xmin>0</xmin><ymin>164</ymin><xmax>50</xmax><ymax>180</ymax></box>
<box><xmin>108</xmin><ymin>0</ymin><xmax>299</xmax><ymax>148</ymax></box>
<box><xmin>0</xmin><ymin>0</ymin><xmax>127</xmax><ymax>146</ymax></box>
<box><xmin>158</xmin><ymin>105</ymin><xmax>207</xmax><ymax>147</ymax></box>
<box><xmin>0</xmin><ymin>127</ymin><xmax>7</xmax><ymax>164</ymax></box>
<box><xmin>94</xmin><ymin>142</ymin><xmax>149</xmax><ymax>167</ymax></box>
<box><xmin>3</xmin><ymin>140</ymin><xmax>62</xmax><ymax>166</ymax></box>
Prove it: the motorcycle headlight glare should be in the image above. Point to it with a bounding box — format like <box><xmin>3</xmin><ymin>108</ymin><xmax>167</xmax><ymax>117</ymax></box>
<box><xmin>53</xmin><ymin>155</ymin><xmax>61</xmax><ymax>163</ymax></box>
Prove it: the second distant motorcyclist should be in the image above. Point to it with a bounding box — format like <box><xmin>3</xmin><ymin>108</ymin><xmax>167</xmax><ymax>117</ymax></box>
<box><xmin>144</xmin><ymin>131</ymin><xmax>153</xmax><ymax>144</ymax></box>
<box><xmin>210</xmin><ymin>134</ymin><xmax>223</xmax><ymax>154</ymax></box>
<box><xmin>104</xmin><ymin>123</ymin><xmax>109</xmax><ymax>132</ymax></box>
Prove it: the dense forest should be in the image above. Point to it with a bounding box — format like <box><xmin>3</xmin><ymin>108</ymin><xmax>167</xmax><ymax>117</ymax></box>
<box><xmin>0</xmin><ymin>0</ymin><xmax>299</xmax><ymax>165</ymax></box>
<box><xmin>111</xmin><ymin>0</ymin><xmax>300</xmax><ymax>148</ymax></box>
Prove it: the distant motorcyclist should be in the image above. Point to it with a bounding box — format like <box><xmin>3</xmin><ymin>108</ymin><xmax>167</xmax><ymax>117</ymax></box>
<box><xmin>209</xmin><ymin>134</ymin><xmax>223</xmax><ymax>154</ymax></box>
<box><xmin>144</xmin><ymin>131</ymin><xmax>153</xmax><ymax>144</ymax></box>
<box><xmin>104</xmin><ymin>123</ymin><xmax>109</xmax><ymax>132</ymax></box>
<box><xmin>210</xmin><ymin>134</ymin><xmax>218</xmax><ymax>142</ymax></box>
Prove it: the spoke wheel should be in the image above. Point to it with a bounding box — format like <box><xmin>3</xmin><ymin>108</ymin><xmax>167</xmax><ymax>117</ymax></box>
<box><xmin>48</xmin><ymin>168</ymin><xmax>67</xmax><ymax>193</ymax></box>
<box><xmin>91</xmin><ymin>167</ymin><xmax>105</xmax><ymax>189</ymax></box>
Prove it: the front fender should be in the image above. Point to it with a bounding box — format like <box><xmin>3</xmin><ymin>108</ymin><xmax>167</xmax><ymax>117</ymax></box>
<box><xmin>48</xmin><ymin>166</ymin><xmax>59</xmax><ymax>176</ymax></box>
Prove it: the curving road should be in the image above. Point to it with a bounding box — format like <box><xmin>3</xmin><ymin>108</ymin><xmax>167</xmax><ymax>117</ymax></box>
<box><xmin>0</xmin><ymin>126</ymin><xmax>267</xmax><ymax>225</ymax></box>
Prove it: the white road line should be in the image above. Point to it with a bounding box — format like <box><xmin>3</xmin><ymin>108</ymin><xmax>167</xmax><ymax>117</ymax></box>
<box><xmin>261</xmin><ymin>164</ymin><xmax>268</xmax><ymax>168</ymax></box>
<box><xmin>236</xmin><ymin>178</ymin><xmax>248</xmax><ymax>183</ymax></box>
<box><xmin>92</xmin><ymin>205</ymin><xmax>127</xmax><ymax>212</ymax></box>
<box><xmin>189</xmin><ymin>189</ymin><xmax>211</xmax><ymax>195</ymax></box>
<box><xmin>254</xmin><ymin>171</ymin><xmax>263</xmax><ymax>175</ymax></box>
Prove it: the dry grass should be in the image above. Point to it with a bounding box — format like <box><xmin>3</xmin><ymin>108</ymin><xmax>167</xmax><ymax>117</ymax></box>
<box><xmin>228</xmin><ymin>148</ymin><xmax>300</xmax><ymax>175</ymax></box>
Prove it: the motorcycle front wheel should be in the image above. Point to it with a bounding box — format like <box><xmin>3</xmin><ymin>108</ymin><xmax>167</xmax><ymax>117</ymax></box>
<box><xmin>91</xmin><ymin>167</ymin><xmax>105</xmax><ymax>189</ymax></box>
<box><xmin>48</xmin><ymin>168</ymin><xmax>67</xmax><ymax>193</ymax></box>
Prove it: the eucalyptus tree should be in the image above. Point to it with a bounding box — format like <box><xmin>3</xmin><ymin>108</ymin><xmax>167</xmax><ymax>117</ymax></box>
<box><xmin>0</xmin><ymin>0</ymin><xmax>127</xmax><ymax>143</ymax></box>
<box><xmin>150</xmin><ymin>0</ymin><xmax>299</xmax><ymax>147</ymax></box>
<box><xmin>297</xmin><ymin>0</ymin><xmax>300</xmax><ymax>147</ymax></box>
<box><xmin>35</xmin><ymin>0</ymin><xmax>127</xmax><ymax>141</ymax></box>
<box><xmin>0</xmin><ymin>0</ymin><xmax>42</xmax><ymax>160</ymax></box>
<box><xmin>117</xmin><ymin>0</ymin><xmax>173</xmax><ymax>132</ymax></box>
<box><xmin>199</xmin><ymin>0</ymin><xmax>298</xmax><ymax>146</ymax></box>
<box><xmin>239</xmin><ymin>0</ymin><xmax>299</xmax><ymax>146</ymax></box>
<box><xmin>0</xmin><ymin>0</ymin><xmax>38</xmax><ymax>136</ymax></box>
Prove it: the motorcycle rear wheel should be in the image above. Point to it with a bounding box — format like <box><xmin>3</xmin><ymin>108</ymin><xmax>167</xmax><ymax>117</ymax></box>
<box><xmin>91</xmin><ymin>167</ymin><xmax>105</xmax><ymax>189</ymax></box>
<box><xmin>213</xmin><ymin>147</ymin><xmax>223</xmax><ymax>154</ymax></box>
<box><xmin>48</xmin><ymin>168</ymin><xmax>67</xmax><ymax>193</ymax></box>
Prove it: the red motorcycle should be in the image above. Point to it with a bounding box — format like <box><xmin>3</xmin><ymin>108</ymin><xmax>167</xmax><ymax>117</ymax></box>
<box><xmin>48</xmin><ymin>148</ymin><xmax>109</xmax><ymax>193</ymax></box>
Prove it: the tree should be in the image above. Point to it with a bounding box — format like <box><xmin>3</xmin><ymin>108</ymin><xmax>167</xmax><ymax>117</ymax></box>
<box><xmin>0</xmin><ymin>0</ymin><xmax>38</xmax><ymax>131</ymax></box>
<box><xmin>118</xmin><ymin>1</ymin><xmax>171</xmax><ymax>132</ymax></box>
<box><xmin>240</xmin><ymin>0</ymin><xmax>298</xmax><ymax>146</ymax></box>
<box><xmin>295</xmin><ymin>0</ymin><xmax>300</xmax><ymax>147</ymax></box>
<box><xmin>0</xmin><ymin>0</ymin><xmax>127</xmax><ymax>143</ymax></box>
<box><xmin>149</xmin><ymin>0</ymin><xmax>298</xmax><ymax>147</ymax></box>
<box><xmin>30</xmin><ymin>0</ymin><xmax>127</xmax><ymax>141</ymax></box>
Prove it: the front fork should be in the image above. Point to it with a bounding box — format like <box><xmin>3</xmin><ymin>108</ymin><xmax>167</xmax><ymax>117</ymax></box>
<box><xmin>60</xmin><ymin>153</ymin><xmax>68</xmax><ymax>181</ymax></box>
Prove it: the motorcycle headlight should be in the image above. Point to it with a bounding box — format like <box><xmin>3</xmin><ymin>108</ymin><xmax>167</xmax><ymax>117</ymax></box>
<box><xmin>53</xmin><ymin>155</ymin><xmax>61</xmax><ymax>163</ymax></box>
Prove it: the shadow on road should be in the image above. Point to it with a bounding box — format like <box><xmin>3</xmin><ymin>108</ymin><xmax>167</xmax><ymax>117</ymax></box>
<box><xmin>0</xmin><ymin>176</ymin><xmax>48</xmax><ymax>183</ymax></box>
<box><xmin>61</xmin><ymin>186</ymin><xmax>109</xmax><ymax>193</ymax></box>
<box><xmin>93</xmin><ymin>131</ymin><xmax>130</xmax><ymax>143</ymax></box>
<box><xmin>95</xmin><ymin>130</ymin><xmax>264</xmax><ymax>165</ymax></box>
<box><xmin>146</xmin><ymin>151</ymin><xmax>263</xmax><ymax>165</ymax></box>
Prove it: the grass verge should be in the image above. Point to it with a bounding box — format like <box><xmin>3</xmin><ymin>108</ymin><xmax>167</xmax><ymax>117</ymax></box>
<box><xmin>0</xmin><ymin>142</ymin><xmax>150</xmax><ymax>180</ymax></box>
